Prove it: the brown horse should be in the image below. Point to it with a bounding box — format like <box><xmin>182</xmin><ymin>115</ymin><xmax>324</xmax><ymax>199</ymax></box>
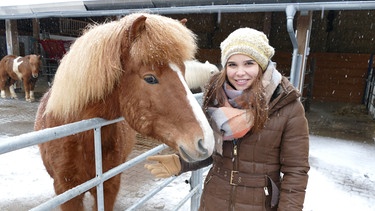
<box><xmin>34</xmin><ymin>13</ymin><xmax>214</xmax><ymax>211</ymax></box>
<box><xmin>0</xmin><ymin>54</ymin><xmax>41</xmax><ymax>102</ymax></box>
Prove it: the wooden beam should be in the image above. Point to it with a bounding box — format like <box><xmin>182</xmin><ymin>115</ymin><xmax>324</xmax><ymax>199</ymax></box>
<box><xmin>296</xmin><ymin>11</ymin><xmax>313</xmax><ymax>93</ymax></box>
<box><xmin>32</xmin><ymin>18</ymin><xmax>40</xmax><ymax>54</ymax></box>
<box><xmin>263</xmin><ymin>12</ymin><xmax>272</xmax><ymax>37</ymax></box>
<box><xmin>297</xmin><ymin>11</ymin><xmax>312</xmax><ymax>55</ymax></box>
<box><xmin>5</xmin><ymin>19</ymin><xmax>19</xmax><ymax>55</ymax></box>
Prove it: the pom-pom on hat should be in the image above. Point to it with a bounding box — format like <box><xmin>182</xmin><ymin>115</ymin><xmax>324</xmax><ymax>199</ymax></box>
<box><xmin>220</xmin><ymin>28</ymin><xmax>275</xmax><ymax>71</ymax></box>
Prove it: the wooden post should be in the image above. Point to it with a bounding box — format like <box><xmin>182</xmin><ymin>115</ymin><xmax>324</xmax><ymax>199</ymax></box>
<box><xmin>32</xmin><ymin>18</ymin><xmax>40</xmax><ymax>54</ymax></box>
<box><xmin>296</xmin><ymin>11</ymin><xmax>313</xmax><ymax>93</ymax></box>
<box><xmin>263</xmin><ymin>12</ymin><xmax>272</xmax><ymax>37</ymax></box>
<box><xmin>5</xmin><ymin>19</ymin><xmax>21</xmax><ymax>91</ymax></box>
<box><xmin>5</xmin><ymin>19</ymin><xmax>20</xmax><ymax>55</ymax></box>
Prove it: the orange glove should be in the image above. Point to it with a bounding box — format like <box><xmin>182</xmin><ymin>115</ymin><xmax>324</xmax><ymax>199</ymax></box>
<box><xmin>144</xmin><ymin>154</ymin><xmax>181</xmax><ymax>178</ymax></box>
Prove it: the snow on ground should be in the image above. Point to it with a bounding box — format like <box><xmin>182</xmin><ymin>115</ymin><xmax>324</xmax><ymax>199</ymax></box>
<box><xmin>305</xmin><ymin>136</ymin><xmax>375</xmax><ymax>211</ymax></box>
<box><xmin>0</xmin><ymin>135</ymin><xmax>374</xmax><ymax>211</ymax></box>
<box><xmin>0</xmin><ymin>145</ymin><xmax>55</xmax><ymax>210</ymax></box>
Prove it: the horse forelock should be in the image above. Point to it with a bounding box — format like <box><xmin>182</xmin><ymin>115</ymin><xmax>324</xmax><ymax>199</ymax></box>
<box><xmin>129</xmin><ymin>13</ymin><xmax>197</xmax><ymax>66</ymax></box>
<box><xmin>27</xmin><ymin>55</ymin><xmax>41</xmax><ymax>70</ymax></box>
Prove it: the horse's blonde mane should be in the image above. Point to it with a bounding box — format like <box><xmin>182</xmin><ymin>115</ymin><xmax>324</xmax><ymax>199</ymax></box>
<box><xmin>45</xmin><ymin>13</ymin><xmax>197</xmax><ymax>119</ymax></box>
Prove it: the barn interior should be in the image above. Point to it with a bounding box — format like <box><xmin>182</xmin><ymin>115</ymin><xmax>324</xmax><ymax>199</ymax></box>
<box><xmin>1</xmin><ymin>0</ymin><xmax>375</xmax><ymax>141</ymax></box>
<box><xmin>1</xmin><ymin>1</ymin><xmax>375</xmax><ymax>210</ymax></box>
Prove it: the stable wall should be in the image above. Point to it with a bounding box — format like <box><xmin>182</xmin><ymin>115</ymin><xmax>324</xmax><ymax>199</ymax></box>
<box><xmin>308</xmin><ymin>53</ymin><xmax>370</xmax><ymax>103</ymax></box>
<box><xmin>264</xmin><ymin>52</ymin><xmax>370</xmax><ymax>104</ymax></box>
<box><xmin>171</xmin><ymin>10</ymin><xmax>374</xmax><ymax>104</ymax></box>
<box><xmin>1</xmin><ymin>10</ymin><xmax>374</xmax><ymax>104</ymax></box>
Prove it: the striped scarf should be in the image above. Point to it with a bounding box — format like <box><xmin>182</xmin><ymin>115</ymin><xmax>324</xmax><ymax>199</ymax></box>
<box><xmin>207</xmin><ymin>83</ymin><xmax>254</xmax><ymax>141</ymax></box>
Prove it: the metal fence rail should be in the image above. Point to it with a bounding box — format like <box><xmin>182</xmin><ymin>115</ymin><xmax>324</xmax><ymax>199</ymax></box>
<box><xmin>0</xmin><ymin>93</ymin><xmax>206</xmax><ymax>210</ymax></box>
<box><xmin>0</xmin><ymin>117</ymin><xmax>124</xmax><ymax>154</ymax></box>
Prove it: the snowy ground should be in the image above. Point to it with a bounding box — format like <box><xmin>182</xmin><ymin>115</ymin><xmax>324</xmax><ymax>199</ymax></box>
<box><xmin>305</xmin><ymin>136</ymin><xmax>375</xmax><ymax>211</ymax></box>
<box><xmin>0</xmin><ymin>135</ymin><xmax>374</xmax><ymax>211</ymax></box>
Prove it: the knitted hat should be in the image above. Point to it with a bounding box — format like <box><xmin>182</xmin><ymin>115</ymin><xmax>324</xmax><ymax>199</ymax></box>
<box><xmin>220</xmin><ymin>28</ymin><xmax>275</xmax><ymax>71</ymax></box>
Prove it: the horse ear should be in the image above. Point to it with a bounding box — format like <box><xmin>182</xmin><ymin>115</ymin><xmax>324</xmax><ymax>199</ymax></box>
<box><xmin>180</xmin><ymin>18</ymin><xmax>188</xmax><ymax>25</ymax></box>
<box><xmin>129</xmin><ymin>15</ymin><xmax>147</xmax><ymax>42</ymax></box>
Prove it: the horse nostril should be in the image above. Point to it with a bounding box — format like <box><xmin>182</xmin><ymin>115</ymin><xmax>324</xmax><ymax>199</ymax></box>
<box><xmin>197</xmin><ymin>139</ymin><xmax>208</xmax><ymax>154</ymax></box>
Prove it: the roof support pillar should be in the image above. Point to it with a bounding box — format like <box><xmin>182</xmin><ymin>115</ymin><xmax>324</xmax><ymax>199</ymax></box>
<box><xmin>32</xmin><ymin>18</ymin><xmax>40</xmax><ymax>54</ymax></box>
<box><xmin>5</xmin><ymin>19</ymin><xmax>19</xmax><ymax>55</ymax></box>
<box><xmin>296</xmin><ymin>11</ymin><xmax>313</xmax><ymax>94</ymax></box>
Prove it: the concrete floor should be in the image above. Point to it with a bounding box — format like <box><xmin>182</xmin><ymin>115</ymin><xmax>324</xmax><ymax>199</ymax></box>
<box><xmin>305</xmin><ymin>100</ymin><xmax>375</xmax><ymax>143</ymax></box>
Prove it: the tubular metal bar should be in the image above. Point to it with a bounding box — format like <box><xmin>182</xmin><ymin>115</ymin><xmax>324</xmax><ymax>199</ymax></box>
<box><xmin>102</xmin><ymin>144</ymin><xmax>169</xmax><ymax>182</ymax></box>
<box><xmin>286</xmin><ymin>5</ymin><xmax>299</xmax><ymax>88</ymax></box>
<box><xmin>0</xmin><ymin>117</ymin><xmax>124</xmax><ymax>155</ymax></box>
<box><xmin>125</xmin><ymin>176</ymin><xmax>177</xmax><ymax>211</ymax></box>
<box><xmin>127</xmin><ymin>168</ymin><xmax>207</xmax><ymax>211</ymax></box>
<box><xmin>30</xmin><ymin>175</ymin><xmax>102</xmax><ymax>211</ymax></box>
<box><xmin>190</xmin><ymin>168</ymin><xmax>204</xmax><ymax>210</ymax></box>
<box><xmin>94</xmin><ymin>127</ymin><xmax>105</xmax><ymax>210</ymax></box>
<box><xmin>31</xmin><ymin>144</ymin><xmax>169</xmax><ymax>211</ymax></box>
<box><xmin>193</xmin><ymin>92</ymin><xmax>204</xmax><ymax>106</ymax></box>
<box><xmin>174</xmin><ymin>185</ymin><xmax>201</xmax><ymax>211</ymax></box>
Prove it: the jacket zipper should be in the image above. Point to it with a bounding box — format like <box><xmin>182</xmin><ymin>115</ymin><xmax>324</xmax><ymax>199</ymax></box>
<box><xmin>233</xmin><ymin>141</ymin><xmax>238</xmax><ymax>156</ymax></box>
<box><xmin>229</xmin><ymin>139</ymin><xmax>239</xmax><ymax>211</ymax></box>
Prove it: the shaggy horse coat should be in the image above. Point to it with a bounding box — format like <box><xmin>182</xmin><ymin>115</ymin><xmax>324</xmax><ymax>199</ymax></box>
<box><xmin>34</xmin><ymin>13</ymin><xmax>214</xmax><ymax>211</ymax></box>
<box><xmin>0</xmin><ymin>54</ymin><xmax>41</xmax><ymax>102</ymax></box>
<box><xmin>184</xmin><ymin>60</ymin><xmax>219</xmax><ymax>92</ymax></box>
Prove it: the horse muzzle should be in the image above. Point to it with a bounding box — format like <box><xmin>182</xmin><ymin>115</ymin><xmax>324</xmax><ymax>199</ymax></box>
<box><xmin>32</xmin><ymin>73</ymin><xmax>39</xmax><ymax>78</ymax></box>
<box><xmin>178</xmin><ymin>138</ymin><xmax>212</xmax><ymax>162</ymax></box>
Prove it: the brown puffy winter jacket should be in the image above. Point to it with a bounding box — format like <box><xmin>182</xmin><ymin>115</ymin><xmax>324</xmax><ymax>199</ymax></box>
<box><xmin>181</xmin><ymin>76</ymin><xmax>310</xmax><ymax>211</ymax></box>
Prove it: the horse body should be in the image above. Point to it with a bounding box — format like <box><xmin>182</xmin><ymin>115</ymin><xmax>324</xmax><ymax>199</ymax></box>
<box><xmin>36</xmin><ymin>90</ymin><xmax>135</xmax><ymax>210</ymax></box>
<box><xmin>0</xmin><ymin>54</ymin><xmax>41</xmax><ymax>102</ymax></box>
<box><xmin>35</xmin><ymin>13</ymin><xmax>214</xmax><ymax>211</ymax></box>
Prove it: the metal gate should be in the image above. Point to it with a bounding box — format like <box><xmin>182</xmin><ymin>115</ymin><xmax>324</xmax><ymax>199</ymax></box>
<box><xmin>0</xmin><ymin>94</ymin><xmax>207</xmax><ymax>211</ymax></box>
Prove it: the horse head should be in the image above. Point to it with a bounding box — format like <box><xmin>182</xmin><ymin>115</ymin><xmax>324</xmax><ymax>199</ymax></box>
<box><xmin>28</xmin><ymin>54</ymin><xmax>41</xmax><ymax>78</ymax></box>
<box><xmin>119</xmin><ymin>14</ymin><xmax>214</xmax><ymax>162</ymax></box>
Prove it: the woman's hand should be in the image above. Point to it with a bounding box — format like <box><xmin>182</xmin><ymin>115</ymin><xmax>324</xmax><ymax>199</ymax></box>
<box><xmin>144</xmin><ymin>154</ymin><xmax>181</xmax><ymax>178</ymax></box>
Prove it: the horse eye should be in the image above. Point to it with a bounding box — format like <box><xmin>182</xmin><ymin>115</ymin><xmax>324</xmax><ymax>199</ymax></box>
<box><xmin>144</xmin><ymin>74</ymin><xmax>159</xmax><ymax>84</ymax></box>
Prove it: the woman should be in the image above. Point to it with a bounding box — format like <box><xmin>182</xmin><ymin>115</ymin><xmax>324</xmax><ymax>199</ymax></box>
<box><xmin>145</xmin><ymin>28</ymin><xmax>310</xmax><ymax>211</ymax></box>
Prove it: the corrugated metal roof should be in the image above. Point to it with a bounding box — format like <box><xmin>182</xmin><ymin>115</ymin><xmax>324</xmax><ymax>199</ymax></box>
<box><xmin>1</xmin><ymin>0</ymin><xmax>375</xmax><ymax>19</ymax></box>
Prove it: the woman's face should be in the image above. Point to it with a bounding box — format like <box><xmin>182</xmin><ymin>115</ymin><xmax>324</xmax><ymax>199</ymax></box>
<box><xmin>225</xmin><ymin>54</ymin><xmax>260</xmax><ymax>90</ymax></box>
